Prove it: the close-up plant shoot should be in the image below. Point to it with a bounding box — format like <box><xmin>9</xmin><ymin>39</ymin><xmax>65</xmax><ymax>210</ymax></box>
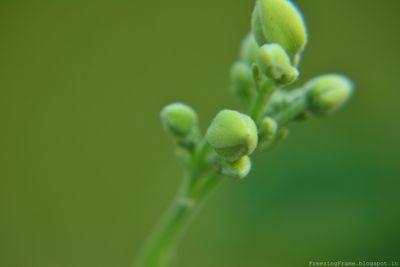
<box><xmin>134</xmin><ymin>0</ymin><xmax>354</xmax><ymax>266</ymax></box>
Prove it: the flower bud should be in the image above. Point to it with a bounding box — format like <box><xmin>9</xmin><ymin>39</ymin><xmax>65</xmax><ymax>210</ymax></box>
<box><xmin>305</xmin><ymin>75</ymin><xmax>354</xmax><ymax>116</ymax></box>
<box><xmin>239</xmin><ymin>33</ymin><xmax>260</xmax><ymax>64</ymax></box>
<box><xmin>220</xmin><ymin>156</ymin><xmax>252</xmax><ymax>180</ymax></box>
<box><xmin>160</xmin><ymin>103</ymin><xmax>198</xmax><ymax>137</ymax></box>
<box><xmin>257</xmin><ymin>43</ymin><xmax>299</xmax><ymax>85</ymax></box>
<box><xmin>206</xmin><ymin>110</ymin><xmax>258</xmax><ymax>162</ymax></box>
<box><xmin>259</xmin><ymin>117</ymin><xmax>278</xmax><ymax>147</ymax></box>
<box><xmin>230</xmin><ymin>62</ymin><xmax>256</xmax><ymax>104</ymax></box>
<box><xmin>251</xmin><ymin>0</ymin><xmax>307</xmax><ymax>65</ymax></box>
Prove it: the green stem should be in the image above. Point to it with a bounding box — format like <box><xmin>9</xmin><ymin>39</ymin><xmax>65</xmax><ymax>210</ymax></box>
<box><xmin>134</xmin><ymin>141</ymin><xmax>223</xmax><ymax>267</ymax></box>
<box><xmin>249</xmin><ymin>66</ymin><xmax>276</xmax><ymax>123</ymax></box>
<box><xmin>273</xmin><ymin>95</ymin><xmax>307</xmax><ymax>126</ymax></box>
<box><xmin>250</xmin><ymin>88</ymin><xmax>272</xmax><ymax>123</ymax></box>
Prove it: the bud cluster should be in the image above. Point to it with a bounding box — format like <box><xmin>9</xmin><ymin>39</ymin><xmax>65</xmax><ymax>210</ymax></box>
<box><xmin>160</xmin><ymin>0</ymin><xmax>354</xmax><ymax>181</ymax></box>
<box><xmin>137</xmin><ymin>2</ymin><xmax>355</xmax><ymax>266</ymax></box>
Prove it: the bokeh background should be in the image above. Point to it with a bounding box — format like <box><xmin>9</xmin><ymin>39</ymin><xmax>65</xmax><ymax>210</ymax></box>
<box><xmin>1</xmin><ymin>0</ymin><xmax>399</xmax><ymax>266</ymax></box>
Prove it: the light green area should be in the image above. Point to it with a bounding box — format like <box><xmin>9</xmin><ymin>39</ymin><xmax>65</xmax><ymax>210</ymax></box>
<box><xmin>220</xmin><ymin>156</ymin><xmax>252</xmax><ymax>180</ymax></box>
<box><xmin>257</xmin><ymin>43</ymin><xmax>299</xmax><ymax>85</ymax></box>
<box><xmin>252</xmin><ymin>0</ymin><xmax>307</xmax><ymax>65</ymax></box>
<box><xmin>206</xmin><ymin>110</ymin><xmax>258</xmax><ymax>162</ymax></box>
<box><xmin>305</xmin><ymin>75</ymin><xmax>354</xmax><ymax>116</ymax></box>
<box><xmin>161</xmin><ymin>103</ymin><xmax>198</xmax><ymax>137</ymax></box>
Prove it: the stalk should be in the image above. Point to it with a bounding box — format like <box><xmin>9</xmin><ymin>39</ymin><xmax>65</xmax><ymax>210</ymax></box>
<box><xmin>273</xmin><ymin>95</ymin><xmax>307</xmax><ymax>125</ymax></box>
<box><xmin>134</xmin><ymin>142</ymin><xmax>223</xmax><ymax>267</ymax></box>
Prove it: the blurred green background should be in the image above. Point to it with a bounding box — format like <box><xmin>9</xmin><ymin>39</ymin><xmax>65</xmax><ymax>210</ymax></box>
<box><xmin>1</xmin><ymin>0</ymin><xmax>399</xmax><ymax>266</ymax></box>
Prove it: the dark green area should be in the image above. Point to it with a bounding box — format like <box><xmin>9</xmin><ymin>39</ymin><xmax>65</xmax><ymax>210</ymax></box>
<box><xmin>1</xmin><ymin>1</ymin><xmax>399</xmax><ymax>266</ymax></box>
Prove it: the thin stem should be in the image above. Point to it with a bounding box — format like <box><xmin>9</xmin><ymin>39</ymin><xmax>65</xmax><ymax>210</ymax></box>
<box><xmin>250</xmin><ymin>88</ymin><xmax>272</xmax><ymax>123</ymax></box>
<box><xmin>134</xmin><ymin>140</ymin><xmax>223</xmax><ymax>267</ymax></box>
<box><xmin>272</xmin><ymin>95</ymin><xmax>307</xmax><ymax>125</ymax></box>
<box><xmin>249</xmin><ymin>65</ymin><xmax>276</xmax><ymax>123</ymax></box>
<box><xmin>133</xmin><ymin>174</ymin><xmax>223</xmax><ymax>267</ymax></box>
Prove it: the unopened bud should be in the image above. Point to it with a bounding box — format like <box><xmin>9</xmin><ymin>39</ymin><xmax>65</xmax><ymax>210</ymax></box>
<box><xmin>206</xmin><ymin>110</ymin><xmax>258</xmax><ymax>162</ymax></box>
<box><xmin>257</xmin><ymin>43</ymin><xmax>299</xmax><ymax>85</ymax></box>
<box><xmin>161</xmin><ymin>103</ymin><xmax>198</xmax><ymax>138</ymax></box>
<box><xmin>230</xmin><ymin>62</ymin><xmax>256</xmax><ymax>103</ymax></box>
<box><xmin>239</xmin><ymin>33</ymin><xmax>260</xmax><ymax>64</ymax></box>
<box><xmin>252</xmin><ymin>0</ymin><xmax>307</xmax><ymax>65</ymax></box>
<box><xmin>220</xmin><ymin>156</ymin><xmax>252</xmax><ymax>180</ymax></box>
<box><xmin>305</xmin><ymin>75</ymin><xmax>354</xmax><ymax>116</ymax></box>
<box><xmin>259</xmin><ymin>117</ymin><xmax>278</xmax><ymax>147</ymax></box>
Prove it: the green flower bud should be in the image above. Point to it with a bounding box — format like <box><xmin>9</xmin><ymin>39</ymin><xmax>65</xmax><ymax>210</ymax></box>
<box><xmin>206</xmin><ymin>110</ymin><xmax>258</xmax><ymax>162</ymax></box>
<box><xmin>252</xmin><ymin>0</ymin><xmax>308</xmax><ymax>65</ymax></box>
<box><xmin>305</xmin><ymin>75</ymin><xmax>354</xmax><ymax>116</ymax></box>
<box><xmin>259</xmin><ymin>117</ymin><xmax>278</xmax><ymax>147</ymax></box>
<box><xmin>220</xmin><ymin>156</ymin><xmax>252</xmax><ymax>180</ymax></box>
<box><xmin>257</xmin><ymin>43</ymin><xmax>299</xmax><ymax>85</ymax></box>
<box><xmin>160</xmin><ymin>103</ymin><xmax>198</xmax><ymax>137</ymax></box>
<box><xmin>239</xmin><ymin>33</ymin><xmax>260</xmax><ymax>64</ymax></box>
<box><xmin>230</xmin><ymin>62</ymin><xmax>256</xmax><ymax>104</ymax></box>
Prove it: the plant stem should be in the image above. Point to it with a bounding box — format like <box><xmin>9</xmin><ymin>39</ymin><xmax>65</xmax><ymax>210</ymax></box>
<box><xmin>250</xmin><ymin>89</ymin><xmax>271</xmax><ymax>123</ymax></box>
<box><xmin>250</xmin><ymin>72</ymin><xmax>276</xmax><ymax>123</ymax></box>
<box><xmin>273</xmin><ymin>94</ymin><xmax>307</xmax><ymax>125</ymax></box>
<box><xmin>134</xmin><ymin>142</ymin><xmax>223</xmax><ymax>267</ymax></box>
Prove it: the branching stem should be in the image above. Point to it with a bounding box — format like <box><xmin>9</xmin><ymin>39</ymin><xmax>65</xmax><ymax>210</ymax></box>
<box><xmin>273</xmin><ymin>95</ymin><xmax>307</xmax><ymax>125</ymax></box>
<box><xmin>250</xmin><ymin>75</ymin><xmax>276</xmax><ymax>123</ymax></box>
<box><xmin>134</xmin><ymin>142</ymin><xmax>223</xmax><ymax>267</ymax></box>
